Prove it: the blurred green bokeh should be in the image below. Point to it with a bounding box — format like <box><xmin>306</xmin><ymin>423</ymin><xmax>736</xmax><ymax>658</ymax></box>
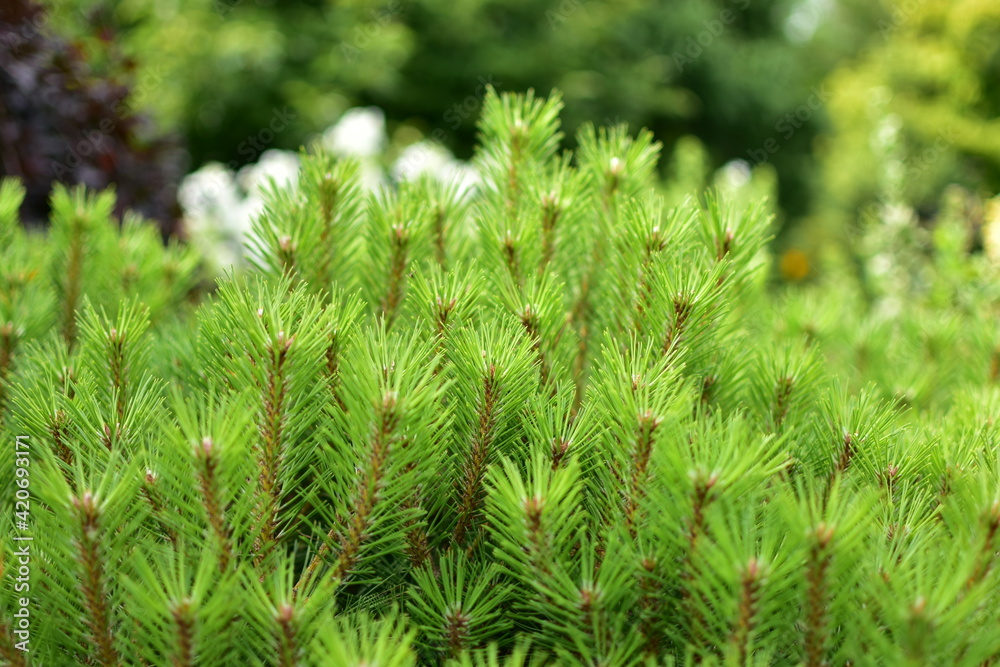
<box><xmin>40</xmin><ymin>0</ymin><xmax>1000</xmax><ymax>251</ymax></box>
<box><xmin>817</xmin><ymin>1</ymin><xmax>1000</xmax><ymax>233</ymax></box>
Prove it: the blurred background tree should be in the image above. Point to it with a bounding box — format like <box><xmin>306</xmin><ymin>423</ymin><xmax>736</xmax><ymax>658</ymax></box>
<box><xmin>813</xmin><ymin>0</ymin><xmax>1000</xmax><ymax>241</ymax></box>
<box><xmin>39</xmin><ymin>0</ymin><xmax>864</xmax><ymax>224</ymax></box>
<box><xmin>12</xmin><ymin>0</ymin><xmax>1000</xmax><ymax>264</ymax></box>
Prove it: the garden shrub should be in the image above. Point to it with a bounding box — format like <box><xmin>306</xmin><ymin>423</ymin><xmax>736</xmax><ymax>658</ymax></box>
<box><xmin>1</xmin><ymin>88</ymin><xmax>1000</xmax><ymax>666</ymax></box>
<box><xmin>0</xmin><ymin>0</ymin><xmax>183</xmax><ymax>236</ymax></box>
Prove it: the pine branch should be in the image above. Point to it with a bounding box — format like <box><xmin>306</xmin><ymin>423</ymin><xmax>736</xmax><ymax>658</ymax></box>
<box><xmin>169</xmin><ymin>598</ymin><xmax>195</xmax><ymax>667</ymax></box>
<box><xmin>966</xmin><ymin>500</ymin><xmax>1000</xmax><ymax>588</ymax></box>
<box><xmin>140</xmin><ymin>468</ymin><xmax>178</xmax><ymax>545</ymax></box>
<box><xmin>624</xmin><ymin>410</ymin><xmax>661</xmax><ymax>536</ymax></box>
<box><xmin>636</xmin><ymin>553</ymin><xmax>665</xmax><ymax>657</ymax></box>
<box><xmin>453</xmin><ymin>368</ymin><xmax>499</xmax><ymax>549</ymax></box>
<box><xmin>680</xmin><ymin>470</ymin><xmax>716</xmax><ymax>653</ymax></box>
<box><xmin>0</xmin><ymin>621</ymin><xmax>26</xmax><ymax>667</ymax></box>
<box><xmin>382</xmin><ymin>222</ymin><xmax>411</xmax><ymax>329</ymax></box>
<box><xmin>301</xmin><ymin>390</ymin><xmax>399</xmax><ymax>589</ymax></box>
<box><xmin>195</xmin><ymin>437</ymin><xmax>233</xmax><ymax>572</ymax></box>
<box><xmin>72</xmin><ymin>490</ymin><xmax>119</xmax><ymax>667</ymax></box>
<box><xmin>803</xmin><ymin>523</ymin><xmax>833</xmax><ymax>667</ymax></box>
<box><xmin>0</xmin><ymin>321</ymin><xmax>18</xmax><ymax>418</ymax></box>
<box><xmin>253</xmin><ymin>329</ymin><xmax>292</xmax><ymax>568</ymax></box>
<box><xmin>274</xmin><ymin>603</ymin><xmax>299</xmax><ymax>667</ymax></box>
<box><xmin>729</xmin><ymin>558</ymin><xmax>763</xmax><ymax>666</ymax></box>
<box><xmin>61</xmin><ymin>212</ymin><xmax>85</xmax><ymax>351</ymax></box>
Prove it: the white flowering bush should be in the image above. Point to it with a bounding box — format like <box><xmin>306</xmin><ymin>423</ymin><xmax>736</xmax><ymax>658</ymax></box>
<box><xmin>180</xmin><ymin>107</ymin><xmax>479</xmax><ymax>274</ymax></box>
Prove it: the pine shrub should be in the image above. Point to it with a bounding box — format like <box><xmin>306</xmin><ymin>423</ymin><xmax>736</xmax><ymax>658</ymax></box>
<box><xmin>1</xmin><ymin>88</ymin><xmax>1000</xmax><ymax>666</ymax></box>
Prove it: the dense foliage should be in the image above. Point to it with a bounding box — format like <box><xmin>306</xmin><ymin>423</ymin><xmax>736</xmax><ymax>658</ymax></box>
<box><xmin>0</xmin><ymin>0</ymin><xmax>182</xmax><ymax>235</ymax></box>
<box><xmin>2</xmin><ymin>89</ymin><xmax>1000</xmax><ymax>666</ymax></box>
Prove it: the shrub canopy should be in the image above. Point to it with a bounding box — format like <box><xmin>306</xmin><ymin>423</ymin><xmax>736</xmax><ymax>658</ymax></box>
<box><xmin>1</xmin><ymin>89</ymin><xmax>1000</xmax><ymax>666</ymax></box>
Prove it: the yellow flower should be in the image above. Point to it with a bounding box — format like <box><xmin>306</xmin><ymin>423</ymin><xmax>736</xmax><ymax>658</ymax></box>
<box><xmin>983</xmin><ymin>197</ymin><xmax>1000</xmax><ymax>264</ymax></box>
<box><xmin>780</xmin><ymin>248</ymin><xmax>810</xmax><ymax>281</ymax></box>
